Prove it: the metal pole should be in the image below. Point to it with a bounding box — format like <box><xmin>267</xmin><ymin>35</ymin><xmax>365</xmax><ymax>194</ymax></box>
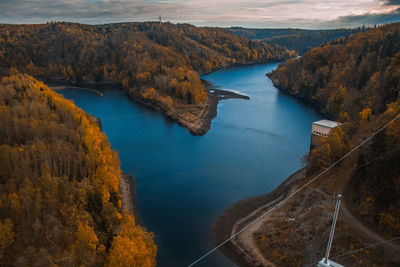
<box><xmin>324</xmin><ymin>194</ymin><xmax>342</xmax><ymax>264</ymax></box>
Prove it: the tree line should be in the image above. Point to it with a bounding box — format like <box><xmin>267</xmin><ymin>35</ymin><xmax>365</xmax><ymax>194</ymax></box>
<box><xmin>0</xmin><ymin>22</ymin><xmax>296</xmax><ymax>112</ymax></box>
<box><xmin>230</xmin><ymin>27</ymin><xmax>367</xmax><ymax>55</ymax></box>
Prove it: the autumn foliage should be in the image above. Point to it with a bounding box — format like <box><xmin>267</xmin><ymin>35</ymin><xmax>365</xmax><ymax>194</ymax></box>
<box><xmin>108</xmin><ymin>211</ymin><xmax>156</xmax><ymax>267</ymax></box>
<box><xmin>0</xmin><ymin>22</ymin><xmax>295</xmax><ymax>112</ymax></box>
<box><xmin>0</xmin><ymin>74</ymin><xmax>156</xmax><ymax>266</ymax></box>
<box><xmin>271</xmin><ymin>22</ymin><xmax>400</xmax><ymax>238</ymax></box>
<box><xmin>270</xmin><ymin>23</ymin><xmax>400</xmax><ymax>120</ymax></box>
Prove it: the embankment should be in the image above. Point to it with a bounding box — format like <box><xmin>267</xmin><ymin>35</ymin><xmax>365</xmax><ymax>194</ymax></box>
<box><xmin>213</xmin><ymin>168</ymin><xmax>307</xmax><ymax>267</ymax></box>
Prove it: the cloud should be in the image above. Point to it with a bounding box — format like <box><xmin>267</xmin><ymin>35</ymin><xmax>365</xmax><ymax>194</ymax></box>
<box><xmin>0</xmin><ymin>0</ymin><xmax>400</xmax><ymax>28</ymax></box>
<box><xmin>334</xmin><ymin>7</ymin><xmax>400</xmax><ymax>26</ymax></box>
<box><xmin>383</xmin><ymin>0</ymin><xmax>400</xmax><ymax>5</ymax></box>
<box><xmin>0</xmin><ymin>0</ymin><xmax>182</xmax><ymax>24</ymax></box>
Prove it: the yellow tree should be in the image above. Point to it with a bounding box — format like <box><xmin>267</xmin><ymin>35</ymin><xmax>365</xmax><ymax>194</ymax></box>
<box><xmin>359</xmin><ymin>107</ymin><xmax>372</xmax><ymax>127</ymax></box>
<box><xmin>75</xmin><ymin>222</ymin><xmax>99</xmax><ymax>265</ymax></box>
<box><xmin>108</xmin><ymin>212</ymin><xmax>157</xmax><ymax>267</ymax></box>
<box><xmin>309</xmin><ymin>139</ymin><xmax>332</xmax><ymax>172</ymax></box>
<box><xmin>385</xmin><ymin>101</ymin><xmax>400</xmax><ymax>140</ymax></box>
<box><xmin>326</xmin><ymin>128</ymin><xmax>347</xmax><ymax>162</ymax></box>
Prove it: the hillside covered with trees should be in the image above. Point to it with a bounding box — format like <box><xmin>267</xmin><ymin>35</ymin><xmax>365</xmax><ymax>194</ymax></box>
<box><xmin>0</xmin><ymin>22</ymin><xmax>296</xmax><ymax>134</ymax></box>
<box><xmin>267</xmin><ymin>21</ymin><xmax>400</xmax><ymax>251</ymax></box>
<box><xmin>0</xmin><ymin>74</ymin><xmax>156</xmax><ymax>266</ymax></box>
<box><xmin>230</xmin><ymin>27</ymin><xmax>366</xmax><ymax>55</ymax></box>
<box><xmin>269</xmin><ymin>22</ymin><xmax>400</xmax><ymax>121</ymax></box>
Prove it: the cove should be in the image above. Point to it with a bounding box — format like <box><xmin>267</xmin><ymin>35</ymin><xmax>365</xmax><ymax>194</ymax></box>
<box><xmin>59</xmin><ymin>63</ymin><xmax>322</xmax><ymax>266</ymax></box>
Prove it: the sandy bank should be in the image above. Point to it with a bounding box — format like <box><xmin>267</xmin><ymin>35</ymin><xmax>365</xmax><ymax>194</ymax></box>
<box><xmin>43</xmin><ymin>77</ymin><xmax>108</xmax><ymax>96</ymax></box>
<box><xmin>50</xmin><ymin>85</ymin><xmax>104</xmax><ymax>96</ymax></box>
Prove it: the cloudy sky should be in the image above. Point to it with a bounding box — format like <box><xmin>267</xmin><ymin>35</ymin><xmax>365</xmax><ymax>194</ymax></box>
<box><xmin>1</xmin><ymin>0</ymin><xmax>400</xmax><ymax>29</ymax></box>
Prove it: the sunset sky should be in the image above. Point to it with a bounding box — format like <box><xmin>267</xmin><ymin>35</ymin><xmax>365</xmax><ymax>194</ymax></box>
<box><xmin>1</xmin><ymin>0</ymin><xmax>400</xmax><ymax>29</ymax></box>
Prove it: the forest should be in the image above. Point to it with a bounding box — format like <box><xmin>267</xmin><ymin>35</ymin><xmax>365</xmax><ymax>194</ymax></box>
<box><xmin>0</xmin><ymin>22</ymin><xmax>296</xmax><ymax>117</ymax></box>
<box><xmin>230</xmin><ymin>27</ymin><xmax>367</xmax><ymax>55</ymax></box>
<box><xmin>0</xmin><ymin>74</ymin><xmax>156</xmax><ymax>266</ymax></box>
<box><xmin>269</xmin><ymin>22</ymin><xmax>400</xmax><ymax>239</ymax></box>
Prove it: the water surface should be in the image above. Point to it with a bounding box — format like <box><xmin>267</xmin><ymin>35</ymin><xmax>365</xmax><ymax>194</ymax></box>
<box><xmin>60</xmin><ymin>63</ymin><xmax>322</xmax><ymax>266</ymax></box>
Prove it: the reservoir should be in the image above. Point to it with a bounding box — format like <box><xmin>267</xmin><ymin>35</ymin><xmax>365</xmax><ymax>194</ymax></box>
<box><xmin>60</xmin><ymin>63</ymin><xmax>322</xmax><ymax>266</ymax></box>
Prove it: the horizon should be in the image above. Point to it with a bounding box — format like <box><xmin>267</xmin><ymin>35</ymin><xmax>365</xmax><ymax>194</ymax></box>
<box><xmin>0</xmin><ymin>20</ymin><xmax>382</xmax><ymax>30</ymax></box>
<box><xmin>1</xmin><ymin>0</ymin><xmax>400</xmax><ymax>30</ymax></box>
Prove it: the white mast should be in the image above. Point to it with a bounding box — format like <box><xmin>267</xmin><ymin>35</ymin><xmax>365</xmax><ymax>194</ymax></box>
<box><xmin>317</xmin><ymin>195</ymin><xmax>345</xmax><ymax>267</ymax></box>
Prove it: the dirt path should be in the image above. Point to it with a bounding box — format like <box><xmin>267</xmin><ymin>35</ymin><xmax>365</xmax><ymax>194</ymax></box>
<box><xmin>229</xmin><ymin>173</ymin><xmax>331</xmax><ymax>267</ymax></box>
<box><xmin>337</xmin><ymin>168</ymin><xmax>400</xmax><ymax>252</ymax></box>
<box><xmin>213</xmin><ymin>168</ymin><xmax>307</xmax><ymax>267</ymax></box>
<box><xmin>340</xmin><ymin>204</ymin><xmax>400</xmax><ymax>251</ymax></box>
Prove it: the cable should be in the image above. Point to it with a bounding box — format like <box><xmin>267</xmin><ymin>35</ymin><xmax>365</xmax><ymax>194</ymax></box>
<box><xmin>331</xmin><ymin>236</ymin><xmax>400</xmax><ymax>260</ymax></box>
<box><xmin>353</xmin><ymin>146</ymin><xmax>400</xmax><ymax>170</ymax></box>
<box><xmin>188</xmin><ymin>113</ymin><xmax>400</xmax><ymax>267</ymax></box>
<box><xmin>304</xmin><ymin>236</ymin><xmax>400</xmax><ymax>266</ymax></box>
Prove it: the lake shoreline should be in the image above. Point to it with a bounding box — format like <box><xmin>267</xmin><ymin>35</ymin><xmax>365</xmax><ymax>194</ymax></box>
<box><xmin>42</xmin><ymin>61</ymin><xmax>282</xmax><ymax>137</ymax></box>
<box><xmin>197</xmin><ymin>60</ymin><xmax>284</xmax><ymax>76</ymax></box>
<box><xmin>212</xmin><ymin>168</ymin><xmax>307</xmax><ymax>267</ymax></box>
<box><xmin>50</xmin><ymin>84</ymin><xmax>104</xmax><ymax>96</ymax></box>
<box><xmin>81</xmin><ymin>110</ymin><xmax>142</xmax><ymax>225</ymax></box>
<box><xmin>129</xmin><ymin>87</ymin><xmax>250</xmax><ymax>136</ymax></box>
<box><xmin>266</xmin><ymin>72</ymin><xmax>331</xmax><ymax>118</ymax></box>
<box><xmin>120</xmin><ymin>173</ymin><xmax>142</xmax><ymax>225</ymax></box>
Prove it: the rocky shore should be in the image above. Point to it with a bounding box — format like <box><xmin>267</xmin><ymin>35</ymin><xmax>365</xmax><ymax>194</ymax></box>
<box><xmin>120</xmin><ymin>173</ymin><xmax>142</xmax><ymax>224</ymax></box>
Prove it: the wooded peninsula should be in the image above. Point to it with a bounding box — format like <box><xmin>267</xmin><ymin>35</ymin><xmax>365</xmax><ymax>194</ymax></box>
<box><xmin>0</xmin><ymin>74</ymin><xmax>156</xmax><ymax>266</ymax></box>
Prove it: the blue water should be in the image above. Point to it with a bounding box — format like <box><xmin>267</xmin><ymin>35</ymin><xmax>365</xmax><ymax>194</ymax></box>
<box><xmin>60</xmin><ymin>63</ymin><xmax>322</xmax><ymax>267</ymax></box>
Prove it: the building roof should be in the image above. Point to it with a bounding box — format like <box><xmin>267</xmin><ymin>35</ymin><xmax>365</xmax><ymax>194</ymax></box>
<box><xmin>313</xmin><ymin>119</ymin><xmax>340</xmax><ymax>128</ymax></box>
